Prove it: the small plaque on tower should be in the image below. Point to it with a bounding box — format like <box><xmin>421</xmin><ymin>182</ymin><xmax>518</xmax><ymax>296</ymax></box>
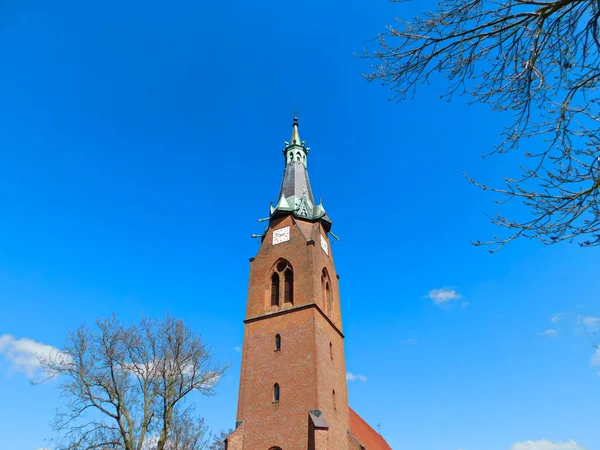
<box><xmin>320</xmin><ymin>234</ymin><xmax>329</xmax><ymax>255</ymax></box>
<box><xmin>272</xmin><ymin>226</ymin><xmax>290</xmax><ymax>245</ymax></box>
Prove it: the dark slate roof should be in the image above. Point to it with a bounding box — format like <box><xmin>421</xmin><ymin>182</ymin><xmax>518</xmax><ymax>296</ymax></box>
<box><xmin>308</xmin><ymin>410</ymin><xmax>329</xmax><ymax>429</ymax></box>
<box><xmin>279</xmin><ymin>161</ymin><xmax>315</xmax><ymax>204</ymax></box>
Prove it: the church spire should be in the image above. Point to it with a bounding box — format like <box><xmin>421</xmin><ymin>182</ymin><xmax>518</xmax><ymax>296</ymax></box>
<box><xmin>270</xmin><ymin>117</ymin><xmax>331</xmax><ymax>227</ymax></box>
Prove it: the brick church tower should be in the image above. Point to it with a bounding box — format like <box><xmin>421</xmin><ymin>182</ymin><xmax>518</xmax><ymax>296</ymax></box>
<box><xmin>225</xmin><ymin>118</ymin><xmax>391</xmax><ymax>450</ymax></box>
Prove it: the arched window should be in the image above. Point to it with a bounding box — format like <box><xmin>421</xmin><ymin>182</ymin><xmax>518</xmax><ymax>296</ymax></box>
<box><xmin>296</xmin><ymin>151</ymin><xmax>301</xmax><ymax>161</ymax></box>
<box><xmin>273</xmin><ymin>383</ymin><xmax>280</xmax><ymax>402</ymax></box>
<box><xmin>275</xmin><ymin>334</ymin><xmax>281</xmax><ymax>351</ymax></box>
<box><xmin>268</xmin><ymin>260</ymin><xmax>293</xmax><ymax>310</ymax></box>
<box><xmin>332</xmin><ymin>390</ymin><xmax>336</xmax><ymax>410</ymax></box>
<box><xmin>284</xmin><ymin>269</ymin><xmax>293</xmax><ymax>304</ymax></box>
<box><xmin>329</xmin><ymin>342</ymin><xmax>333</xmax><ymax>360</ymax></box>
<box><xmin>271</xmin><ymin>273</ymin><xmax>280</xmax><ymax>307</ymax></box>
<box><xmin>321</xmin><ymin>268</ymin><xmax>333</xmax><ymax>317</ymax></box>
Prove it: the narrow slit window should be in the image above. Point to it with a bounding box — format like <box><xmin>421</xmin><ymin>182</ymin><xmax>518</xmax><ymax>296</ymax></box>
<box><xmin>271</xmin><ymin>273</ymin><xmax>280</xmax><ymax>307</ymax></box>
<box><xmin>332</xmin><ymin>390</ymin><xmax>336</xmax><ymax>410</ymax></box>
<box><xmin>273</xmin><ymin>383</ymin><xmax>280</xmax><ymax>402</ymax></box>
<box><xmin>329</xmin><ymin>342</ymin><xmax>333</xmax><ymax>360</ymax></box>
<box><xmin>275</xmin><ymin>334</ymin><xmax>281</xmax><ymax>351</ymax></box>
<box><xmin>326</xmin><ymin>282</ymin><xmax>332</xmax><ymax>315</ymax></box>
<box><xmin>284</xmin><ymin>269</ymin><xmax>293</xmax><ymax>304</ymax></box>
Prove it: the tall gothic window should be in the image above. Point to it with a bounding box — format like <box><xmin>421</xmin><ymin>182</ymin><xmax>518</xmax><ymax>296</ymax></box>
<box><xmin>326</xmin><ymin>282</ymin><xmax>332</xmax><ymax>316</ymax></box>
<box><xmin>321</xmin><ymin>268</ymin><xmax>333</xmax><ymax>317</ymax></box>
<box><xmin>273</xmin><ymin>383</ymin><xmax>280</xmax><ymax>402</ymax></box>
<box><xmin>275</xmin><ymin>334</ymin><xmax>281</xmax><ymax>351</ymax></box>
<box><xmin>271</xmin><ymin>273</ymin><xmax>280</xmax><ymax>307</ymax></box>
<box><xmin>269</xmin><ymin>260</ymin><xmax>293</xmax><ymax>310</ymax></box>
<box><xmin>284</xmin><ymin>269</ymin><xmax>293</xmax><ymax>304</ymax></box>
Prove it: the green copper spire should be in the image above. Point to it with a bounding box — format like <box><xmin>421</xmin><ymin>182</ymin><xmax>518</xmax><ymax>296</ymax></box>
<box><xmin>270</xmin><ymin>117</ymin><xmax>332</xmax><ymax>227</ymax></box>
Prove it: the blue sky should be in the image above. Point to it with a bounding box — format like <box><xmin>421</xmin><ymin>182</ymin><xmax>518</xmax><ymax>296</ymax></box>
<box><xmin>0</xmin><ymin>1</ymin><xmax>598</xmax><ymax>449</ymax></box>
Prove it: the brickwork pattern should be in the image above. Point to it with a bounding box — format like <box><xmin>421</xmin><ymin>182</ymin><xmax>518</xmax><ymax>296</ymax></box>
<box><xmin>235</xmin><ymin>215</ymin><xmax>350</xmax><ymax>449</ymax></box>
<box><xmin>225</xmin><ymin>422</ymin><xmax>244</xmax><ymax>450</ymax></box>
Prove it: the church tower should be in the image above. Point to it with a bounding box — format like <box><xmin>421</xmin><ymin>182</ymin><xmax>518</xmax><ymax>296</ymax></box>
<box><xmin>226</xmin><ymin>117</ymin><xmax>351</xmax><ymax>450</ymax></box>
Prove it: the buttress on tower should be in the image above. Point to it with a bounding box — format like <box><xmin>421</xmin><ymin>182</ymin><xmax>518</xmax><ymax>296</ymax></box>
<box><xmin>225</xmin><ymin>118</ymin><xmax>391</xmax><ymax>450</ymax></box>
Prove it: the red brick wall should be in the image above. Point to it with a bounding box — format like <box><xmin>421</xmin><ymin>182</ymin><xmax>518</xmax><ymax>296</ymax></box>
<box><xmin>314</xmin><ymin>428</ymin><xmax>331</xmax><ymax>450</ymax></box>
<box><xmin>315</xmin><ymin>313</ymin><xmax>349</xmax><ymax>450</ymax></box>
<box><xmin>234</xmin><ymin>215</ymin><xmax>350</xmax><ymax>449</ymax></box>
<box><xmin>347</xmin><ymin>432</ymin><xmax>365</xmax><ymax>450</ymax></box>
<box><xmin>225</xmin><ymin>422</ymin><xmax>244</xmax><ymax>450</ymax></box>
<box><xmin>236</xmin><ymin>308</ymin><xmax>318</xmax><ymax>449</ymax></box>
<box><xmin>244</xmin><ymin>215</ymin><xmax>342</xmax><ymax>330</ymax></box>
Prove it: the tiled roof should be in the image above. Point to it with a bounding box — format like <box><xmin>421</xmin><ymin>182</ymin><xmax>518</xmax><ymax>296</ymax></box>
<box><xmin>348</xmin><ymin>407</ymin><xmax>392</xmax><ymax>450</ymax></box>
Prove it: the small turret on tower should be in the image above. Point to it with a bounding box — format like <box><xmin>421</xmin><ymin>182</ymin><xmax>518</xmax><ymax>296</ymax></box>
<box><xmin>283</xmin><ymin>116</ymin><xmax>308</xmax><ymax>167</ymax></box>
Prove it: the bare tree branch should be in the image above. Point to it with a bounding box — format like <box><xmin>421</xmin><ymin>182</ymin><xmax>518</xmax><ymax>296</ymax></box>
<box><xmin>363</xmin><ymin>0</ymin><xmax>600</xmax><ymax>251</ymax></box>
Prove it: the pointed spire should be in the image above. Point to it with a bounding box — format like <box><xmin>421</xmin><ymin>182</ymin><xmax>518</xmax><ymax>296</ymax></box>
<box><xmin>271</xmin><ymin>116</ymin><xmax>332</xmax><ymax>226</ymax></box>
<box><xmin>283</xmin><ymin>116</ymin><xmax>309</xmax><ymax>168</ymax></box>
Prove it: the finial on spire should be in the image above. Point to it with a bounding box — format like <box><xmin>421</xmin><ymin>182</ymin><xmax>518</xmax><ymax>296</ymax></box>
<box><xmin>291</xmin><ymin>115</ymin><xmax>301</xmax><ymax>145</ymax></box>
<box><xmin>283</xmin><ymin>113</ymin><xmax>308</xmax><ymax>167</ymax></box>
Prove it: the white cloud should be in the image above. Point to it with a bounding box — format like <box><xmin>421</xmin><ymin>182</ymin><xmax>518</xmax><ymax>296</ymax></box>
<box><xmin>401</xmin><ymin>338</ymin><xmax>418</xmax><ymax>345</ymax></box>
<box><xmin>542</xmin><ymin>329</ymin><xmax>558</xmax><ymax>337</ymax></box>
<box><xmin>346</xmin><ymin>372</ymin><xmax>367</xmax><ymax>382</ymax></box>
<box><xmin>234</xmin><ymin>346</ymin><xmax>241</xmax><ymax>352</ymax></box>
<box><xmin>0</xmin><ymin>334</ymin><xmax>68</xmax><ymax>379</ymax></box>
<box><xmin>581</xmin><ymin>316</ymin><xmax>599</xmax><ymax>329</ymax></box>
<box><xmin>550</xmin><ymin>313</ymin><xmax>564</xmax><ymax>323</ymax></box>
<box><xmin>510</xmin><ymin>439</ymin><xmax>586</xmax><ymax>450</ymax></box>
<box><xmin>427</xmin><ymin>288</ymin><xmax>461</xmax><ymax>305</ymax></box>
<box><xmin>460</xmin><ymin>301</ymin><xmax>469</xmax><ymax>309</ymax></box>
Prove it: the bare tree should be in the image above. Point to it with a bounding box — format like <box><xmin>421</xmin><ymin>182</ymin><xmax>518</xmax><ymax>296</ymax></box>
<box><xmin>363</xmin><ymin>0</ymin><xmax>600</xmax><ymax>251</ymax></box>
<box><xmin>39</xmin><ymin>315</ymin><xmax>227</xmax><ymax>450</ymax></box>
<box><xmin>166</xmin><ymin>409</ymin><xmax>212</xmax><ymax>450</ymax></box>
<box><xmin>206</xmin><ymin>430</ymin><xmax>232</xmax><ymax>450</ymax></box>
